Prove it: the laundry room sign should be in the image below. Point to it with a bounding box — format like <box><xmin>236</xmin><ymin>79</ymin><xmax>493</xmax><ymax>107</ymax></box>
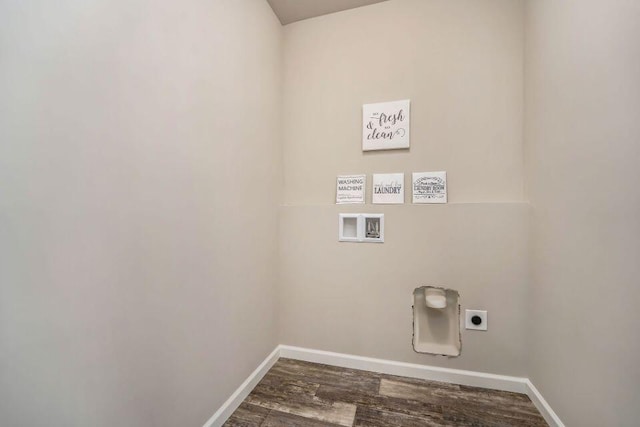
<box><xmin>412</xmin><ymin>171</ymin><xmax>447</xmax><ymax>204</ymax></box>
<box><xmin>362</xmin><ymin>99</ymin><xmax>410</xmax><ymax>151</ymax></box>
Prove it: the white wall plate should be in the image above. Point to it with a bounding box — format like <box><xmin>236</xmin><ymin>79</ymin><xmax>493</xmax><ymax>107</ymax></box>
<box><xmin>465</xmin><ymin>309</ymin><xmax>488</xmax><ymax>331</ymax></box>
<box><xmin>338</xmin><ymin>214</ymin><xmax>384</xmax><ymax>243</ymax></box>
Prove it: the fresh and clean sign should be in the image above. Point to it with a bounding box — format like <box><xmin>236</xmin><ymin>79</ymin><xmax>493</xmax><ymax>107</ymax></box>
<box><xmin>362</xmin><ymin>99</ymin><xmax>410</xmax><ymax>151</ymax></box>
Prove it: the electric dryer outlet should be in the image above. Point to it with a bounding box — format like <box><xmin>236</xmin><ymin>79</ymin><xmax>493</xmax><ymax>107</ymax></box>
<box><xmin>465</xmin><ymin>310</ymin><xmax>488</xmax><ymax>331</ymax></box>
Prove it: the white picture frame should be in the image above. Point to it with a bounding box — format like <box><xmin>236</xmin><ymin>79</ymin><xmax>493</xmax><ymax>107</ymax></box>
<box><xmin>372</xmin><ymin>173</ymin><xmax>404</xmax><ymax>204</ymax></box>
<box><xmin>336</xmin><ymin>175</ymin><xmax>366</xmax><ymax>204</ymax></box>
<box><xmin>412</xmin><ymin>171</ymin><xmax>447</xmax><ymax>204</ymax></box>
<box><xmin>362</xmin><ymin>99</ymin><xmax>410</xmax><ymax>151</ymax></box>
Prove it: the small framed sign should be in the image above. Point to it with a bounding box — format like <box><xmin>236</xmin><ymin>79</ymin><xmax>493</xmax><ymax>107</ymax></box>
<box><xmin>372</xmin><ymin>173</ymin><xmax>404</xmax><ymax>204</ymax></box>
<box><xmin>412</xmin><ymin>171</ymin><xmax>447</xmax><ymax>204</ymax></box>
<box><xmin>362</xmin><ymin>99</ymin><xmax>410</xmax><ymax>151</ymax></box>
<box><xmin>336</xmin><ymin>175</ymin><xmax>366</xmax><ymax>204</ymax></box>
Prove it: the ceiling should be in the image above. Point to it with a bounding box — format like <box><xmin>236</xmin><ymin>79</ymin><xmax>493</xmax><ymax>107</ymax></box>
<box><xmin>267</xmin><ymin>0</ymin><xmax>389</xmax><ymax>25</ymax></box>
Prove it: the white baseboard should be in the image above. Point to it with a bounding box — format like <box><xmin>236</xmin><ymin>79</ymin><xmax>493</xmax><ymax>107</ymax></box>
<box><xmin>204</xmin><ymin>344</ymin><xmax>564</xmax><ymax>427</ymax></box>
<box><xmin>525</xmin><ymin>379</ymin><xmax>565</xmax><ymax>427</ymax></box>
<box><xmin>279</xmin><ymin>345</ymin><xmax>528</xmax><ymax>394</ymax></box>
<box><xmin>202</xmin><ymin>346</ymin><xmax>280</xmax><ymax>427</ymax></box>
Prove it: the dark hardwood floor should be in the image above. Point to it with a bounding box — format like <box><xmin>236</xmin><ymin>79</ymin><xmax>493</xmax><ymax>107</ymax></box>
<box><xmin>224</xmin><ymin>358</ymin><xmax>548</xmax><ymax>426</ymax></box>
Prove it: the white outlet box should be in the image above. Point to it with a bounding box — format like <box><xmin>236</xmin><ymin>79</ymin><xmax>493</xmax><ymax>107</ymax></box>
<box><xmin>465</xmin><ymin>309</ymin><xmax>488</xmax><ymax>331</ymax></box>
<box><xmin>338</xmin><ymin>214</ymin><xmax>384</xmax><ymax>243</ymax></box>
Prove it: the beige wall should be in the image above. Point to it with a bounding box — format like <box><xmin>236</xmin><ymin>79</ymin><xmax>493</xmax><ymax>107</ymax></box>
<box><xmin>283</xmin><ymin>0</ymin><xmax>525</xmax><ymax>205</ymax></box>
<box><xmin>3</xmin><ymin>0</ymin><xmax>638</xmax><ymax>425</ymax></box>
<box><xmin>0</xmin><ymin>1</ymin><xmax>282</xmax><ymax>426</ymax></box>
<box><xmin>525</xmin><ymin>1</ymin><xmax>640</xmax><ymax>425</ymax></box>
<box><xmin>280</xmin><ymin>204</ymin><xmax>529</xmax><ymax>374</ymax></box>
<box><xmin>280</xmin><ymin>0</ymin><xmax>529</xmax><ymax>375</ymax></box>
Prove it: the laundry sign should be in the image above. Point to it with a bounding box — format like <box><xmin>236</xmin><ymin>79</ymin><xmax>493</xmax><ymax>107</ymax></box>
<box><xmin>336</xmin><ymin>175</ymin><xmax>366</xmax><ymax>204</ymax></box>
<box><xmin>362</xmin><ymin>99</ymin><xmax>410</xmax><ymax>151</ymax></box>
<box><xmin>372</xmin><ymin>173</ymin><xmax>404</xmax><ymax>204</ymax></box>
<box><xmin>412</xmin><ymin>171</ymin><xmax>447</xmax><ymax>204</ymax></box>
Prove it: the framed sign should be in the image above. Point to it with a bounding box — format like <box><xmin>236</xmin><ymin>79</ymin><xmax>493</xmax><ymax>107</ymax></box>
<box><xmin>336</xmin><ymin>175</ymin><xmax>366</xmax><ymax>204</ymax></box>
<box><xmin>372</xmin><ymin>173</ymin><xmax>404</xmax><ymax>204</ymax></box>
<box><xmin>412</xmin><ymin>171</ymin><xmax>447</xmax><ymax>204</ymax></box>
<box><xmin>362</xmin><ymin>99</ymin><xmax>410</xmax><ymax>151</ymax></box>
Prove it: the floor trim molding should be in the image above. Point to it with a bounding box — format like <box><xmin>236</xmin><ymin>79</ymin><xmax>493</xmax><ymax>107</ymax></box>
<box><xmin>279</xmin><ymin>345</ymin><xmax>528</xmax><ymax>393</ymax></box>
<box><xmin>204</xmin><ymin>344</ymin><xmax>564</xmax><ymax>427</ymax></box>
<box><xmin>202</xmin><ymin>346</ymin><xmax>280</xmax><ymax>427</ymax></box>
<box><xmin>525</xmin><ymin>379</ymin><xmax>566</xmax><ymax>427</ymax></box>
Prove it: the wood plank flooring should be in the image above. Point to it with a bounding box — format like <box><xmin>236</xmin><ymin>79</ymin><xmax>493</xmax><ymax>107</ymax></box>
<box><xmin>224</xmin><ymin>358</ymin><xmax>548</xmax><ymax>427</ymax></box>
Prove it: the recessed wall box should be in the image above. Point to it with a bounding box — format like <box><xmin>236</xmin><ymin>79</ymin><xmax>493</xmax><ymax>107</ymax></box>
<box><xmin>338</xmin><ymin>214</ymin><xmax>384</xmax><ymax>243</ymax></box>
<box><xmin>338</xmin><ymin>214</ymin><xmax>360</xmax><ymax>242</ymax></box>
<box><xmin>413</xmin><ymin>286</ymin><xmax>461</xmax><ymax>356</ymax></box>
